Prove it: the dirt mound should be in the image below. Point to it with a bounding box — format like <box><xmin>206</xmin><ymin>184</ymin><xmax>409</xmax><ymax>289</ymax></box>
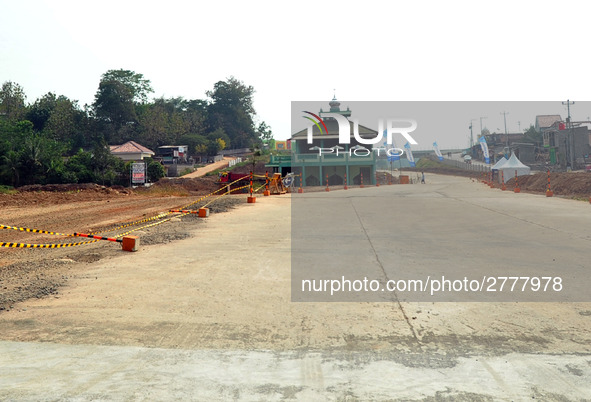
<box><xmin>17</xmin><ymin>183</ymin><xmax>131</xmax><ymax>194</ymax></box>
<box><xmin>149</xmin><ymin>176</ymin><xmax>220</xmax><ymax>195</ymax></box>
<box><xmin>229</xmin><ymin>160</ymin><xmax>269</xmax><ymax>175</ymax></box>
<box><xmin>506</xmin><ymin>172</ymin><xmax>591</xmax><ymax>197</ymax></box>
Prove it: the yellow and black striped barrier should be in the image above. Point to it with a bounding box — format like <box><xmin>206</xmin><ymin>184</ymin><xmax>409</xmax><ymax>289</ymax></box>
<box><xmin>2</xmin><ymin>177</ymin><xmax>259</xmax><ymax>251</ymax></box>
<box><xmin>0</xmin><ymin>224</ymin><xmax>72</xmax><ymax>237</ymax></box>
<box><xmin>1</xmin><ymin>239</ymin><xmax>100</xmax><ymax>249</ymax></box>
<box><xmin>91</xmin><ymin>213</ymin><xmax>169</xmax><ymax>235</ymax></box>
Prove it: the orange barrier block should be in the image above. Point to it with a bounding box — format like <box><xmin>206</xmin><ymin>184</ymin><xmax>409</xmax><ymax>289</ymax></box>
<box><xmin>400</xmin><ymin>175</ymin><xmax>410</xmax><ymax>184</ymax></box>
<box><xmin>198</xmin><ymin>208</ymin><xmax>209</xmax><ymax>217</ymax></box>
<box><xmin>122</xmin><ymin>235</ymin><xmax>139</xmax><ymax>252</ymax></box>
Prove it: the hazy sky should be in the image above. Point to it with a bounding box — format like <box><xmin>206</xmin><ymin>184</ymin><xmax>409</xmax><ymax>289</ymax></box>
<box><xmin>2</xmin><ymin>0</ymin><xmax>591</xmax><ymax>147</ymax></box>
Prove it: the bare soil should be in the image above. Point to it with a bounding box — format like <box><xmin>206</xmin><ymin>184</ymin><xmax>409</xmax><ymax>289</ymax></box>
<box><xmin>0</xmin><ymin>180</ymin><xmax>242</xmax><ymax>311</ymax></box>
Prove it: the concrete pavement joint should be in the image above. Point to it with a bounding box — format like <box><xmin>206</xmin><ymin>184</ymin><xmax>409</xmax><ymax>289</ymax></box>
<box><xmin>349</xmin><ymin>197</ymin><xmax>421</xmax><ymax>343</ymax></box>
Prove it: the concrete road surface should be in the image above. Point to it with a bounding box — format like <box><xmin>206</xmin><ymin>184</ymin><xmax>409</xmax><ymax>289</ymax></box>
<box><xmin>1</xmin><ymin>175</ymin><xmax>590</xmax><ymax>401</ymax></box>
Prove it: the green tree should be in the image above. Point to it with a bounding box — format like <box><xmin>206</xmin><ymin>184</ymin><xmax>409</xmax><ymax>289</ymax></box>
<box><xmin>65</xmin><ymin>149</ymin><xmax>96</xmax><ymax>183</ymax></box>
<box><xmin>257</xmin><ymin>121</ymin><xmax>273</xmax><ymax>142</ymax></box>
<box><xmin>0</xmin><ymin>81</ymin><xmax>27</xmax><ymax>122</ymax></box>
<box><xmin>46</xmin><ymin>96</ymin><xmax>82</xmax><ymax>143</ymax></box>
<box><xmin>100</xmin><ymin>69</ymin><xmax>154</xmax><ymax>103</ymax></box>
<box><xmin>146</xmin><ymin>158</ymin><xmax>165</xmax><ymax>182</ymax></box>
<box><xmin>523</xmin><ymin>124</ymin><xmax>542</xmax><ymax>146</ymax></box>
<box><xmin>1</xmin><ymin>150</ymin><xmax>21</xmax><ymax>187</ymax></box>
<box><xmin>206</xmin><ymin>77</ymin><xmax>257</xmax><ymax>148</ymax></box>
<box><xmin>94</xmin><ymin>79</ymin><xmax>137</xmax><ymax>132</ymax></box>
<box><xmin>27</xmin><ymin>92</ymin><xmax>58</xmax><ymax>131</ymax></box>
<box><xmin>91</xmin><ymin>140</ymin><xmax>124</xmax><ymax>185</ymax></box>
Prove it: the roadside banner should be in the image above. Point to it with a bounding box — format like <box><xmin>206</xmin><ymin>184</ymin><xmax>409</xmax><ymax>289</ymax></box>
<box><xmin>479</xmin><ymin>136</ymin><xmax>490</xmax><ymax>164</ymax></box>
<box><xmin>386</xmin><ymin>136</ymin><xmax>400</xmax><ymax>162</ymax></box>
<box><xmin>131</xmin><ymin>162</ymin><xmax>146</xmax><ymax>185</ymax></box>
<box><xmin>433</xmin><ymin>141</ymin><xmax>444</xmax><ymax>161</ymax></box>
<box><xmin>404</xmin><ymin>142</ymin><xmax>416</xmax><ymax>167</ymax></box>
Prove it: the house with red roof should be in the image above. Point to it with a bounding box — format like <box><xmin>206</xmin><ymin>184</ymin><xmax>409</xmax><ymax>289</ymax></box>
<box><xmin>109</xmin><ymin>141</ymin><xmax>155</xmax><ymax>161</ymax></box>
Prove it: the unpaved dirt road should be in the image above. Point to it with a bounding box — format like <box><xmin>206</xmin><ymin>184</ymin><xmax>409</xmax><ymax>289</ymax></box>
<box><xmin>182</xmin><ymin>157</ymin><xmax>234</xmax><ymax>178</ymax></box>
<box><xmin>0</xmin><ymin>175</ymin><xmax>590</xmax><ymax>400</ymax></box>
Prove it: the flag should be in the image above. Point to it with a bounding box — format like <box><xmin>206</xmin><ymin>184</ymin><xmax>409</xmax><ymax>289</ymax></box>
<box><xmin>386</xmin><ymin>134</ymin><xmax>400</xmax><ymax>162</ymax></box>
<box><xmin>404</xmin><ymin>142</ymin><xmax>415</xmax><ymax>167</ymax></box>
<box><xmin>479</xmin><ymin>136</ymin><xmax>490</xmax><ymax>164</ymax></box>
<box><xmin>433</xmin><ymin>142</ymin><xmax>444</xmax><ymax>161</ymax></box>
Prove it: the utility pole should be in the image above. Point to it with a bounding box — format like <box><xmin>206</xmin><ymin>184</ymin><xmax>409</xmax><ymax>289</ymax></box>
<box><xmin>469</xmin><ymin>119</ymin><xmax>475</xmax><ymax>153</ymax></box>
<box><xmin>501</xmin><ymin>111</ymin><xmax>509</xmax><ymax>148</ymax></box>
<box><xmin>518</xmin><ymin>121</ymin><xmax>521</xmax><ymax>132</ymax></box>
<box><xmin>562</xmin><ymin>99</ymin><xmax>575</xmax><ymax>169</ymax></box>
<box><xmin>479</xmin><ymin>116</ymin><xmax>487</xmax><ymax>136</ymax></box>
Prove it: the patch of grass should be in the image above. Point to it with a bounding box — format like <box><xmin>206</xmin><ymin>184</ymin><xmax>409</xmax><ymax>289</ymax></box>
<box><xmin>180</xmin><ymin>168</ymin><xmax>195</xmax><ymax>176</ymax></box>
<box><xmin>0</xmin><ymin>185</ymin><xmax>17</xmax><ymax>195</ymax></box>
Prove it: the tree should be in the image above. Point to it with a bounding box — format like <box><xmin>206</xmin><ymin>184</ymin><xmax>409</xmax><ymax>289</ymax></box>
<box><xmin>0</xmin><ymin>81</ymin><xmax>27</xmax><ymax>122</ymax></box>
<box><xmin>523</xmin><ymin>124</ymin><xmax>542</xmax><ymax>146</ymax></box>
<box><xmin>27</xmin><ymin>92</ymin><xmax>58</xmax><ymax>131</ymax></box>
<box><xmin>206</xmin><ymin>77</ymin><xmax>257</xmax><ymax>148</ymax></box>
<box><xmin>1</xmin><ymin>150</ymin><xmax>21</xmax><ymax>187</ymax></box>
<box><xmin>257</xmin><ymin>121</ymin><xmax>273</xmax><ymax>140</ymax></box>
<box><xmin>146</xmin><ymin>158</ymin><xmax>165</xmax><ymax>182</ymax></box>
<box><xmin>100</xmin><ymin>69</ymin><xmax>153</xmax><ymax>103</ymax></box>
<box><xmin>46</xmin><ymin>96</ymin><xmax>82</xmax><ymax>143</ymax></box>
<box><xmin>206</xmin><ymin>137</ymin><xmax>226</xmax><ymax>156</ymax></box>
<box><xmin>94</xmin><ymin>79</ymin><xmax>137</xmax><ymax>129</ymax></box>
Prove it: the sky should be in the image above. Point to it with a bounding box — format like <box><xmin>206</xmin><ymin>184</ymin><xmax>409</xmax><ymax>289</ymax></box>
<box><xmin>2</xmin><ymin>0</ymin><xmax>591</xmax><ymax>148</ymax></box>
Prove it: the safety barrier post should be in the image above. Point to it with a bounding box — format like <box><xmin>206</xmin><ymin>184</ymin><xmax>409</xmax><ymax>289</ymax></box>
<box><xmin>198</xmin><ymin>208</ymin><xmax>209</xmax><ymax>218</ymax></box>
<box><xmin>264</xmin><ymin>171</ymin><xmax>271</xmax><ymax>196</ymax></box>
<box><xmin>514</xmin><ymin>170</ymin><xmax>520</xmax><ymax>193</ymax></box>
<box><xmin>298</xmin><ymin>172</ymin><xmax>304</xmax><ymax>193</ymax></box>
<box><xmin>121</xmin><ymin>235</ymin><xmax>140</xmax><ymax>252</ymax></box>
<box><xmin>360</xmin><ymin>172</ymin><xmax>365</xmax><ymax>188</ymax></box>
<box><xmin>375</xmin><ymin>171</ymin><xmax>379</xmax><ymax>187</ymax></box>
<box><xmin>546</xmin><ymin>170</ymin><xmax>553</xmax><ymax>197</ymax></box>
<box><xmin>344</xmin><ymin>173</ymin><xmax>348</xmax><ymax>190</ymax></box>
<box><xmin>247</xmin><ymin>171</ymin><xmax>256</xmax><ymax>203</ymax></box>
<box><xmin>325</xmin><ymin>174</ymin><xmax>330</xmax><ymax>192</ymax></box>
<box><xmin>501</xmin><ymin>171</ymin><xmax>506</xmax><ymax>191</ymax></box>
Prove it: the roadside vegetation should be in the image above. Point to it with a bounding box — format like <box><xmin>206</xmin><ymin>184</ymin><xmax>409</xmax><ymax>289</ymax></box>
<box><xmin>0</xmin><ymin>72</ymin><xmax>271</xmax><ymax>187</ymax></box>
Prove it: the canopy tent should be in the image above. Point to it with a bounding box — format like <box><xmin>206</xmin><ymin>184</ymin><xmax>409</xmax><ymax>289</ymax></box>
<box><xmin>498</xmin><ymin>152</ymin><xmax>531</xmax><ymax>183</ymax></box>
<box><xmin>491</xmin><ymin>157</ymin><xmax>508</xmax><ymax>170</ymax></box>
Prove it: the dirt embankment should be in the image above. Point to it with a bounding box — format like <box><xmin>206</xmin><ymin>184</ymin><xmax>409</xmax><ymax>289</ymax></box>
<box><xmin>411</xmin><ymin>165</ymin><xmax>591</xmax><ymax>199</ymax></box>
<box><xmin>504</xmin><ymin>172</ymin><xmax>591</xmax><ymax>198</ymax></box>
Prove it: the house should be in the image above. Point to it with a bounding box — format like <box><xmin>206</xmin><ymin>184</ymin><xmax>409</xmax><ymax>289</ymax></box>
<box><xmin>156</xmin><ymin>145</ymin><xmax>189</xmax><ymax>164</ymax></box>
<box><xmin>274</xmin><ymin>140</ymin><xmax>291</xmax><ymax>151</ymax></box>
<box><xmin>535</xmin><ymin>115</ymin><xmax>563</xmax><ymax>133</ymax></box>
<box><xmin>109</xmin><ymin>141</ymin><xmax>155</xmax><ymax>161</ymax></box>
<box><xmin>543</xmin><ymin>124</ymin><xmax>590</xmax><ymax>168</ymax></box>
<box><xmin>266</xmin><ymin>97</ymin><xmax>378</xmax><ymax>186</ymax></box>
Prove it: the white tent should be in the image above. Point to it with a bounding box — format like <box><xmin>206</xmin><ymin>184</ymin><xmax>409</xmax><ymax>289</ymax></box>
<box><xmin>491</xmin><ymin>156</ymin><xmax>508</xmax><ymax>170</ymax></box>
<box><xmin>498</xmin><ymin>152</ymin><xmax>531</xmax><ymax>183</ymax></box>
